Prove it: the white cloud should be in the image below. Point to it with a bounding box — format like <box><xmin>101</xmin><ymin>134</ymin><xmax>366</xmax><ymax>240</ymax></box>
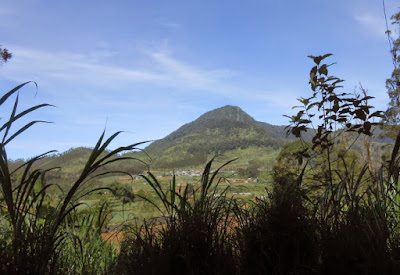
<box><xmin>148</xmin><ymin>51</ymin><xmax>232</xmax><ymax>89</ymax></box>
<box><xmin>3</xmin><ymin>47</ymin><xmax>165</xmax><ymax>85</ymax></box>
<box><xmin>1</xmin><ymin>46</ymin><xmax>241</xmax><ymax>96</ymax></box>
<box><xmin>155</xmin><ymin>18</ymin><xmax>181</xmax><ymax>29</ymax></box>
<box><xmin>353</xmin><ymin>13</ymin><xmax>387</xmax><ymax>38</ymax></box>
<box><xmin>0</xmin><ymin>45</ymin><xmax>302</xmax><ymax>124</ymax></box>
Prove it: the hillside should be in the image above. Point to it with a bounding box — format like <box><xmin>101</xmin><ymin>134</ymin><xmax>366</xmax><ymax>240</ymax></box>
<box><xmin>11</xmin><ymin>105</ymin><xmax>391</xmax><ymax>173</ymax></box>
<box><xmin>8</xmin><ymin>104</ymin><xmax>394</xmax><ymax>193</ymax></box>
<box><xmin>144</xmin><ymin>105</ymin><xmax>297</xmax><ymax>168</ymax></box>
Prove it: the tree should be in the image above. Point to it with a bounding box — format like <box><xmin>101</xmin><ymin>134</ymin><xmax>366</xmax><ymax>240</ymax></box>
<box><xmin>0</xmin><ymin>45</ymin><xmax>12</xmax><ymax>63</ymax></box>
<box><xmin>237</xmin><ymin>160</ymin><xmax>261</xmax><ymax>178</ymax></box>
<box><xmin>285</xmin><ymin>54</ymin><xmax>382</xmax><ymax>187</ymax></box>
<box><xmin>383</xmin><ymin>11</ymin><xmax>400</xmax><ymax>138</ymax></box>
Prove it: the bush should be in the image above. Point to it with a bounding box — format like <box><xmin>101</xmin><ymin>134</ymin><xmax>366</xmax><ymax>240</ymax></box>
<box><xmin>236</xmin><ymin>181</ymin><xmax>319</xmax><ymax>274</ymax></box>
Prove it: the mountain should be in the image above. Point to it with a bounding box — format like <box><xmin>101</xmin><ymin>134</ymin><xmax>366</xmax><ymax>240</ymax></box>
<box><xmin>10</xmin><ymin>105</ymin><xmax>393</xmax><ymax>178</ymax></box>
<box><xmin>144</xmin><ymin>105</ymin><xmax>300</xmax><ymax>168</ymax></box>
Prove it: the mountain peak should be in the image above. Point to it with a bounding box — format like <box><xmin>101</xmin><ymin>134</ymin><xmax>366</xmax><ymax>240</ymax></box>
<box><xmin>197</xmin><ymin>105</ymin><xmax>256</xmax><ymax>124</ymax></box>
<box><xmin>144</xmin><ymin>104</ymin><xmax>300</xmax><ymax>168</ymax></box>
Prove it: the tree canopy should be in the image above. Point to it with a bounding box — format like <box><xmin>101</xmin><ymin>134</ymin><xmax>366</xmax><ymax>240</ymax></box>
<box><xmin>384</xmin><ymin>12</ymin><xmax>400</xmax><ymax>138</ymax></box>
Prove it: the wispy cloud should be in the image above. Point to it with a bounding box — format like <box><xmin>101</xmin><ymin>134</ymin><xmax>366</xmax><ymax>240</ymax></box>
<box><xmin>0</xmin><ymin>45</ymin><xmax>302</xmax><ymax>129</ymax></box>
<box><xmin>148</xmin><ymin>50</ymin><xmax>235</xmax><ymax>90</ymax></box>
<box><xmin>353</xmin><ymin>12</ymin><xmax>387</xmax><ymax>38</ymax></box>
<box><xmin>155</xmin><ymin>18</ymin><xmax>181</xmax><ymax>29</ymax></box>
<box><xmin>3</xmin><ymin>47</ymin><xmax>165</xmax><ymax>85</ymax></box>
<box><xmin>1</xmin><ymin>46</ymin><xmax>242</xmax><ymax>97</ymax></box>
<box><xmin>0</xmin><ymin>43</ymin><xmax>313</xmax><ymax>130</ymax></box>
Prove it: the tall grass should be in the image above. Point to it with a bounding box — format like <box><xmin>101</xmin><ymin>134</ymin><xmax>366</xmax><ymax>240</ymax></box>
<box><xmin>57</xmin><ymin>201</ymin><xmax>118</xmax><ymax>274</ymax></box>
<box><xmin>314</xmin><ymin>158</ymin><xmax>397</xmax><ymax>274</ymax></box>
<box><xmin>114</xmin><ymin>158</ymin><xmax>238</xmax><ymax>275</ymax></box>
<box><xmin>111</xmin><ymin>135</ymin><xmax>400</xmax><ymax>274</ymax></box>
<box><xmin>0</xmin><ymin>82</ymin><xmax>146</xmax><ymax>274</ymax></box>
<box><xmin>235</xmin><ymin>182</ymin><xmax>319</xmax><ymax>274</ymax></box>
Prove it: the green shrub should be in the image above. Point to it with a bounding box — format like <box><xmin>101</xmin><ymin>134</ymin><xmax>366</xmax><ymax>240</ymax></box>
<box><xmin>235</xmin><ymin>181</ymin><xmax>319</xmax><ymax>274</ymax></box>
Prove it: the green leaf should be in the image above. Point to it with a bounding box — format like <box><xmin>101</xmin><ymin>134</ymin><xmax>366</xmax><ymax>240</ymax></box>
<box><xmin>369</xmin><ymin>111</ymin><xmax>384</xmax><ymax>119</ymax></box>
<box><xmin>0</xmin><ymin>103</ymin><xmax>54</xmax><ymax>132</ymax></box>
<box><xmin>312</xmin><ymin>53</ymin><xmax>333</xmax><ymax>65</ymax></box>
<box><xmin>4</xmin><ymin>120</ymin><xmax>52</xmax><ymax>145</ymax></box>
<box><xmin>321</xmin><ymin>53</ymin><xmax>333</xmax><ymax>60</ymax></box>
<box><xmin>0</xmin><ymin>81</ymin><xmax>36</xmax><ymax>106</ymax></box>
<box><xmin>292</xmin><ymin>127</ymin><xmax>301</xmax><ymax>137</ymax></box>
<box><xmin>354</xmin><ymin>109</ymin><xmax>366</xmax><ymax>121</ymax></box>
<box><xmin>314</xmin><ymin>56</ymin><xmax>323</xmax><ymax>65</ymax></box>
<box><xmin>318</xmin><ymin>64</ymin><xmax>328</xmax><ymax>76</ymax></box>
<box><xmin>363</xmin><ymin>121</ymin><xmax>371</xmax><ymax>134</ymax></box>
<box><xmin>310</xmin><ymin>66</ymin><xmax>318</xmax><ymax>78</ymax></box>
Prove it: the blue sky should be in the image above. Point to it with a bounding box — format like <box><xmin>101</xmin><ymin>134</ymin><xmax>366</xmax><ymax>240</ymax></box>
<box><xmin>0</xmin><ymin>0</ymin><xmax>399</xmax><ymax>159</ymax></box>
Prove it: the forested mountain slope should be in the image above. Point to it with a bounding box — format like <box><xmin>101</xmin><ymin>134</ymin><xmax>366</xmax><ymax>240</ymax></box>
<box><xmin>144</xmin><ymin>105</ymin><xmax>300</xmax><ymax>168</ymax></box>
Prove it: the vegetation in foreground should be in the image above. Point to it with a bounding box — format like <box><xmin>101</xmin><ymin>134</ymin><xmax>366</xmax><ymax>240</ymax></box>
<box><xmin>1</xmin><ymin>11</ymin><xmax>400</xmax><ymax>274</ymax></box>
